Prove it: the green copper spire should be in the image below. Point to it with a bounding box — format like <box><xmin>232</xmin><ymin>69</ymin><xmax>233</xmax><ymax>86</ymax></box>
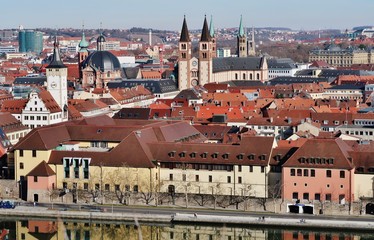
<box><xmin>79</xmin><ymin>23</ymin><xmax>89</xmax><ymax>51</ymax></box>
<box><xmin>209</xmin><ymin>15</ymin><xmax>215</xmax><ymax>38</ymax></box>
<box><xmin>238</xmin><ymin>15</ymin><xmax>245</xmax><ymax>37</ymax></box>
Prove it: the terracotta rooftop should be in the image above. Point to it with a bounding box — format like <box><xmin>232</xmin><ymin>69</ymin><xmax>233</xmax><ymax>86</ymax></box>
<box><xmin>27</xmin><ymin>160</ymin><xmax>55</xmax><ymax>177</ymax></box>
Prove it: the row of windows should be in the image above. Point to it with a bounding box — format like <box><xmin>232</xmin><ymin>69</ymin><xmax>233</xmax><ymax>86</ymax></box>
<box><xmin>168</xmin><ymin>152</ymin><xmax>267</xmax><ymax>161</ymax></box>
<box><xmin>169</xmin><ymin>174</ymin><xmax>251</xmax><ymax>184</ymax></box>
<box><xmin>234</xmin><ymin>73</ymin><xmax>260</xmax><ymax>80</ymax></box>
<box><xmin>344</xmin><ymin>130</ymin><xmax>374</xmax><ymax>136</ymax></box>
<box><xmin>290</xmin><ymin>169</ymin><xmax>345</xmax><ymax>178</ymax></box>
<box><xmin>292</xmin><ymin>192</ymin><xmax>345</xmax><ymax>202</ymax></box>
<box><xmin>24</xmin><ymin>115</ymin><xmax>47</xmax><ymax>121</ymax></box>
<box><xmin>298</xmin><ymin>157</ymin><xmax>334</xmax><ymax>165</ymax></box>
<box><xmin>62</xmin><ymin>182</ymin><xmax>138</xmax><ymax>192</ymax></box>
<box><xmin>19</xmin><ymin>150</ymin><xmax>36</xmax><ymax>158</ymax></box>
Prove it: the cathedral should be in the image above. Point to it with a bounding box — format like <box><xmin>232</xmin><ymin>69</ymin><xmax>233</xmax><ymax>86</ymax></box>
<box><xmin>178</xmin><ymin>16</ymin><xmax>268</xmax><ymax>91</ymax></box>
<box><xmin>78</xmin><ymin>32</ymin><xmax>122</xmax><ymax>89</ymax></box>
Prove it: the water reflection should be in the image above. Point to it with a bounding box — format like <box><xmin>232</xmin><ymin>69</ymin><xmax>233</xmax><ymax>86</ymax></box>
<box><xmin>0</xmin><ymin>219</ymin><xmax>372</xmax><ymax>240</ymax></box>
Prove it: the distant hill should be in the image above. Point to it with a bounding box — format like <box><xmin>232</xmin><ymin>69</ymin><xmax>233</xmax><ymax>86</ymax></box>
<box><xmin>353</xmin><ymin>26</ymin><xmax>373</xmax><ymax>31</ymax></box>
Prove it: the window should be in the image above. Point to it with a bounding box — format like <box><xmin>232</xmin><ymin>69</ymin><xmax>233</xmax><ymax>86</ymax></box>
<box><xmin>304</xmin><ymin>169</ymin><xmax>309</xmax><ymax>177</ymax></box>
<box><xmin>169</xmin><ymin>174</ymin><xmax>173</xmax><ymax>181</ymax></box>
<box><xmin>297</xmin><ymin>169</ymin><xmax>302</xmax><ymax>176</ymax></box>
<box><xmin>249</xmin><ymin>166</ymin><xmax>253</xmax><ymax>172</ymax></box>
<box><xmin>105</xmin><ymin>184</ymin><xmax>110</xmax><ymax>191</ymax></box>
<box><xmin>209</xmin><ymin>175</ymin><xmax>212</xmax><ymax>182</ymax></box>
<box><xmin>32</xmin><ymin>150</ymin><xmax>37</xmax><ymax>157</ymax></box>
<box><xmin>237</xmin><ymin>154</ymin><xmax>244</xmax><ymax>160</ymax></box>
<box><xmin>311</xmin><ymin>169</ymin><xmax>315</xmax><ymax>177</ymax></box>
<box><xmin>238</xmin><ymin>177</ymin><xmax>242</xmax><ymax>184</ymax></box>
<box><xmin>182</xmin><ymin>174</ymin><xmax>186</xmax><ymax>181</ymax></box>
<box><xmin>325</xmin><ymin>194</ymin><xmax>332</xmax><ymax>201</ymax></box>
<box><xmin>315</xmin><ymin>193</ymin><xmax>321</xmax><ymax>201</ymax></box>
<box><xmin>261</xmin><ymin>166</ymin><xmax>265</xmax><ymax>173</ymax></box>
<box><xmin>195</xmin><ymin>175</ymin><xmax>199</xmax><ymax>182</ymax></box>
<box><xmin>303</xmin><ymin>192</ymin><xmax>309</xmax><ymax>200</ymax></box>
<box><xmin>133</xmin><ymin>185</ymin><xmax>138</xmax><ymax>193</ymax></box>
<box><xmin>227</xmin><ymin>176</ymin><xmax>231</xmax><ymax>183</ymax></box>
<box><xmin>115</xmin><ymin>185</ymin><xmax>120</xmax><ymax>191</ymax></box>
<box><xmin>95</xmin><ymin>184</ymin><xmax>100</xmax><ymax>191</ymax></box>
<box><xmin>248</xmin><ymin>154</ymin><xmax>255</xmax><ymax>160</ymax></box>
<box><xmin>19</xmin><ymin>150</ymin><xmax>24</xmax><ymax>157</ymax></box>
<box><xmin>34</xmin><ymin>176</ymin><xmax>38</xmax><ymax>182</ymax></box>
<box><xmin>20</xmin><ymin>162</ymin><xmax>24</xmax><ymax>169</ymax></box>
<box><xmin>290</xmin><ymin>169</ymin><xmax>295</xmax><ymax>176</ymax></box>
<box><xmin>326</xmin><ymin>170</ymin><xmax>331</xmax><ymax>178</ymax></box>
<box><xmin>292</xmin><ymin>192</ymin><xmax>298</xmax><ymax>199</ymax></box>
<box><xmin>84</xmin><ymin>183</ymin><xmax>88</xmax><ymax>190</ymax></box>
<box><xmin>238</xmin><ymin>165</ymin><xmax>242</xmax><ymax>172</ymax></box>
<box><xmin>340</xmin><ymin>170</ymin><xmax>345</xmax><ymax>178</ymax></box>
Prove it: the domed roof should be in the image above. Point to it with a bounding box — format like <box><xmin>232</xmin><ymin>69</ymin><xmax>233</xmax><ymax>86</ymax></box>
<box><xmin>82</xmin><ymin>51</ymin><xmax>121</xmax><ymax>72</ymax></box>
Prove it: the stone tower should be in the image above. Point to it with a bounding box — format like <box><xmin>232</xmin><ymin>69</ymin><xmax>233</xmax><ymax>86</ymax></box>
<box><xmin>178</xmin><ymin>16</ymin><xmax>192</xmax><ymax>90</ymax></box>
<box><xmin>237</xmin><ymin>15</ymin><xmax>247</xmax><ymax>58</ymax></box>
<box><xmin>198</xmin><ymin>16</ymin><xmax>213</xmax><ymax>86</ymax></box>
<box><xmin>46</xmin><ymin>36</ymin><xmax>68</xmax><ymax>119</ymax></box>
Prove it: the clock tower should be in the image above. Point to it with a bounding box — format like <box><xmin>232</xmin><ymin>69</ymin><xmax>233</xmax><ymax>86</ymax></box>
<box><xmin>178</xmin><ymin>16</ymin><xmax>192</xmax><ymax>90</ymax></box>
<box><xmin>46</xmin><ymin>36</ymin><xmax>68</xmax><ymax>119</ymax></box>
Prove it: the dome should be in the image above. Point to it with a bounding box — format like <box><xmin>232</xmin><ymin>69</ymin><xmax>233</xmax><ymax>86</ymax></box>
<box><xmin>82</xmin><ymin>51</ymin><xmax>121</xmax><ymax>72</ymax></box>
<box><xmin>79</xmin><ymin>32</ymin><xmax>89</xmax><ymax>48</ymax></box>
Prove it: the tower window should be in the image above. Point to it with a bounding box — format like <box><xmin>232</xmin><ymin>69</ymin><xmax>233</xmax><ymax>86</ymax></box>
<box><xmin>181</xmin><ymin>53</ymin><xmax>186</xmax><ymax>59</ymax></box>
<box><xmin>181</xmin><ymin>43</ymin><xmax>187</xmax><ymax>50</ymax></box>
<box><xmin>202</xmin><ymin>53</ymin><xmax>207</xmax><ymax>59</ymax></box>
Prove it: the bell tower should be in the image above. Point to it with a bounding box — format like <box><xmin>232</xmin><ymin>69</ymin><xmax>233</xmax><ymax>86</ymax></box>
<box><xmin>237</xmin><ymin>15</ymin><xmax>248</xmax><ymax>58</ymax></box>
<box><xmin>78</xmin><ymin>24</ymin><xmax>89</xmax><ymax>79</ymax></box>
<box><xmin>178</xmin><ymin>16</ymin><xmax>192</xmax><ymax>90</ymax></box>
<box><xmin>46</xmin><ymin>36</ymin><xmax>68</xmax><ymax>119</ymax></box>
<box><xmin>198</xmin><ymin>15</ymin><xmax>213</xmax><ymax>86</ymax></box>
<box><xmin>209</xmin><ymin>15</ymin><xmax>216</xmax><ymax>58</ymax></box>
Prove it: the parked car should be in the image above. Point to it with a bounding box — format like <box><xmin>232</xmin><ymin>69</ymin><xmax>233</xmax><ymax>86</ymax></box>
<box><xmin>0</xmin><ymin>200</ymin><xmax>15</xmax><ymax>209</ymax></box>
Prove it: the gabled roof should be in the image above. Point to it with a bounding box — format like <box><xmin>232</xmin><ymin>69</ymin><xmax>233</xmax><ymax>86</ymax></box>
<box><xmin>213</xmin><ymin>57</ymin><xmax>265</xmax><ymax>73</ymax></box>
<box><xmin>282</xmin><ymin>138</ymin><xmax>354</xmax><ymax>169</ymax></box>
<box><xmin>38</xmin><ymin>90</ymin><xmax>62</xmax><ymax>113</ymax></box>
<box><xmin>27</xmin><ymin>160</ymin><xmax>55</xmax><ymax>177</ymax></box>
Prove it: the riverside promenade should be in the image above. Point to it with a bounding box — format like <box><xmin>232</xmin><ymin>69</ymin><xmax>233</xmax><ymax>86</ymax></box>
<box><xmin>0</xmin><ymin>204</ymin><xmax>373</xmax><ymax>231</ymax></box>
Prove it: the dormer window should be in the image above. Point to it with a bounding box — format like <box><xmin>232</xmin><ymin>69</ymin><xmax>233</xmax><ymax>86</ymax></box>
<box><xmin>248</xmin><ymin>154</ymin><xmax>255</xmax><ymax>160</ymax></box>
<box><xmin>327</xmin><ymin>158</ymin><xmax>334</xmax><ymax>165</ymax></box>
<box><xmin>168</xmin><ymin>151</ymin><xmax>176</xmax><ymax>158</ymax></box>
<box><xmin>212</xmin><ymin>153</ymin><xmax>218</xmax><ymax>159</ymax></box>
<box><xmin>275</xmin><ymin>154</ymin><xmax>282</xmax><ymax>161</ymax></box>
<box><xmin>237</xmin><ymin>154</ymin><xmax>244</xmax><ymax>160</ymax></box>
<box><xmin>190</xmin><ymin>152</ymin><xmax>196</xmax><ymax>158</ymax></box>
<box><xmin>222</xmin><ymin>153</ymin><xmax>229</xmax><ymax>160</ymax></box>
<box><xmin>299</xmin><ymin>157</ymin><xmax>305</xmax><ymax>163</ymax></box>
<box><xmin>179</xmin><ymin>152</ymin><xmax>186</xmax><ymax>158</ymax></box>
<box><xmin>356</xmin><ymin>167</ymin><xmax>364</xmax><ymax>173</ymax></box>
<box><xmin>259</xmin><ymin>154</ymin><xmax>266</xmax><ymax>161</ymax></box>
<box><xmin>201</xmin><ymin>152</ymin><xmax>208</xmax><ymax>159</ymax></box>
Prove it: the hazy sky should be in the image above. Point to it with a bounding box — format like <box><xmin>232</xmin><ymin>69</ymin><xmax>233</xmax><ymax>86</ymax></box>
<box><xmin>1</xmin><ymin>0</ymin><xmax>373</xmax><ymax>30</ymax></box>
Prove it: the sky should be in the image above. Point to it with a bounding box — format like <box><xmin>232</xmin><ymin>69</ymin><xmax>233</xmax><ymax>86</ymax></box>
<box><xmin>1</xmin><ymin>0</ymin><xmax>374</xmax><ymax>31</ymax></box>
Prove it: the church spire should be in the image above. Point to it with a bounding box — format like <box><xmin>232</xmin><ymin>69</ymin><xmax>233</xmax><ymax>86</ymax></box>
<box><xmin>79</xmin><ymin>23</ymin><xmax>89</xmax><ymax>51</ymax></box>
<box><xmin>200</xmin><ymin>15</ymin><xmax>211</xmax><ymax>42</ymax></box>
<box><xmin>180</xmin><ymin>15</ymin><xmax>190</xmax><ymax>42</ymax></box>
<box><xmin>47</xmin><ymin>35</ymin><xmax>66</xmax><ymax>69</ymax></box>
<box><xmin>209</xmin><ymin>15</ymin><xmax>215</xmax><ymax>38</ymax></box>
<box><xmin>238</xmin><ymin>15</ymin><xmax>245</xmax><ymax>37</ymax></box>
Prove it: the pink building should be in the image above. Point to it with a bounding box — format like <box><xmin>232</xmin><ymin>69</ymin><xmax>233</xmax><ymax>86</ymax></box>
<box><xmin>27</xmin><ymin>161</ymin><xmax>56</xmax><ymax>202</ymax></box>
<box><xmin>282</xmin><ymin>138</ymin><xmax>354</xmax><ymax>204</ymax></box>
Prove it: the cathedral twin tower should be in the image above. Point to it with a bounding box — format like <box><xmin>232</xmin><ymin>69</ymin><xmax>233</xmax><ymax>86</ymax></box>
<box><xmin>178</xmin><ymin>15</ymin><xmax>256</xmax><ymax>90</ymax></box>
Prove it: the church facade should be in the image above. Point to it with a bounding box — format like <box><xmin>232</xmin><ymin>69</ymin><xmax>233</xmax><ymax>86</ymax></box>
<box><xmin>178</xmin><ymin>16</ymin><xmax>268</xmax><ymax>91</ymax></box>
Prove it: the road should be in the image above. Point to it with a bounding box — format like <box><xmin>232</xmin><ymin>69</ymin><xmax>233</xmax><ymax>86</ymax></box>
<box><xmin>23</xmin><ymin>202</ymin><xmax>374</xmax><ymax>223</ymax></box>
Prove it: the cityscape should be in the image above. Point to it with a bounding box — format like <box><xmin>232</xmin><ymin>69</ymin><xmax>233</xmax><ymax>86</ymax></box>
<box><xmin>0</xmin><ymin>1</ymin><xmax>374</xmax><ymax>239</ymax></box>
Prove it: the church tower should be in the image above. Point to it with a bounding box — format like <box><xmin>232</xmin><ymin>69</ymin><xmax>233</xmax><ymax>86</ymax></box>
<box><xmin>237</xmin><ymin>15</ymin><xmax>248</xmax><ymax>58</ymax></box>
<box><xmin>198</xmin><ymin>16</ymin><xmax>213</xmax><ymax>86</ymax></box>
<box><xmin>78</xmin><ymin>26</ymin><xmax>89</xmax><ymax>79</ymax></box>
<box><xmin>178</xmin><ymin>16</ymin><xmax>192</xmax><ymax>90</ymax></box>
<box><xmin>209</xmin><ymin>15</ymin><xmax>217</xmax><ymax>58</ymax></box>
<box><xmin>248</xmin><ymin>26</ymin><xmax>256</xmax><ymax>56</ymax></box>
<box><xmin>46</xmin><ymin>36</ymin><xmax>68</xmax><ymax>119</ymax></box>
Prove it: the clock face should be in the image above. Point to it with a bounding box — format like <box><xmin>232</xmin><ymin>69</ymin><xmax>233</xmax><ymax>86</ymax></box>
<box><xmin>192</xmin><ymin>60</ymin><xmax>198</xmax><ymax>67</ymax></box>
<box><xmin>51</xmin><ymin>82</ymin><xmax>57</xmax><ymax>88</ymax></box>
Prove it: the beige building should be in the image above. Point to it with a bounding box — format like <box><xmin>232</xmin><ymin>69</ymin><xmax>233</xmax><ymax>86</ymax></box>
<box><xmin>309</xmin><ymin>44</ymin><xmax>373</xmax><ymax>67</ymax></box>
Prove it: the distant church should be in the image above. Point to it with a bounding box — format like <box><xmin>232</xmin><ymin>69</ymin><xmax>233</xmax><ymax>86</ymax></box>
<box><xmin>178</xmin><ymin>16</ymin><xmax>268</xmax><ymax>90</ymax></box>
<box><xmin>78</xmin><ymin>32</ymin><xmax>122</xmax><ymax>89</ymax></box>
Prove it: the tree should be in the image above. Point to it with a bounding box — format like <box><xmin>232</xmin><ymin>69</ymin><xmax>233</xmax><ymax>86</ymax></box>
<box><xmin>267</xmin><ymin>181</ymin><xmax>283</xmax><ymax>213</ymax></box>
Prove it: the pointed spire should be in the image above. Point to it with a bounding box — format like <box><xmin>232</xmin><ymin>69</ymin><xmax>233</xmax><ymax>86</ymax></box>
<box><xmin>180</xmin><ymin>15</ymin><xmax>190</xmax><ymax>42</ymax></box>
<box><xmin>209</xmin><ymin>15</ymin><xmax>215</xmax><ymax>38</ymax></box>
<box><xmin>79</xmin><ymin>23</ymin><xmax>89</xmax><ymax>50</ymax></box>
<box><xmin>200</xmin><ymin>15</ymin><xmax>211</xmax><ymax>42</ymax></box>
<box><xmin>46</xmin><ymin>35</ymin><xmax>66</xmax><ymax>69</ymax></box>
<box><xmin>238</xmin><ymin>15</ymin><xmax>245</xmax><ymax>37</ymax></box>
